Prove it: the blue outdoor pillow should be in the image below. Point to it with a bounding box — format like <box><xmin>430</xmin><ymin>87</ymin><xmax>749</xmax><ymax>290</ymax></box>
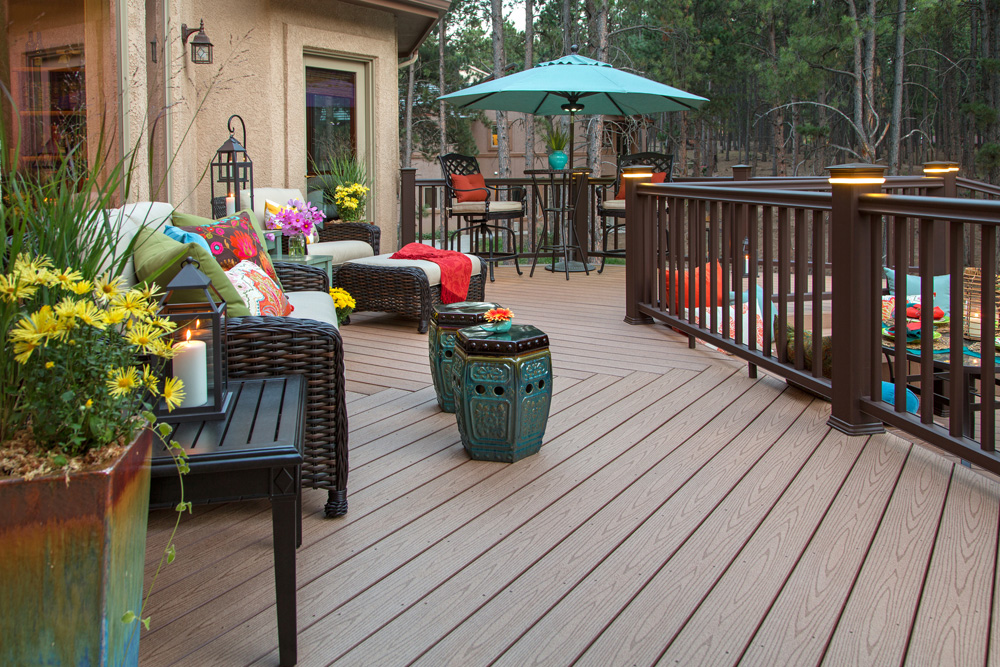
<box><xmin>881</xmin><ymin>381</ymin><xmax>918</xmax><ymax>414</ymax></box>
<box><xmin>883</xmin><ymin>267</ymin><xmax>950</xmax><ymax>314</ymax></box>
<box><xmin>162</xmin><ymin>224</ymin><xmax>212</xmax><ymax>254</ymax></box>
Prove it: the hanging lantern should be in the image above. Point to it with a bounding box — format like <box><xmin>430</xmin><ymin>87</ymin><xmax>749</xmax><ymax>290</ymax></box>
<box><xmin>210</xmin><ymin>115</ymin><xmax>254</xmax><ymax>219</ymax></box>
<box><xmin>155</xmin><ymin>258</ymin><xmax>231</xmax><ymax>421</ymax></box>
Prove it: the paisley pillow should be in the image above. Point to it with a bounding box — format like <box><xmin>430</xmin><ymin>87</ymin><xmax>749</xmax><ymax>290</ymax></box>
<box><xmin>179</xmin><ymin>211</ymin><xmax>279</xmax><ymax>283</ymax></box>
<box><xmin>225</xmin><ymin>261</ymin><xmax>293</xmax><ymax>317</ymax></box>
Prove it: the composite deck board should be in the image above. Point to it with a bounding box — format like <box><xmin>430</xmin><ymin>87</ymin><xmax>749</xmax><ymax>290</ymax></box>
<box><xmin>139</xmin><ymin>266</ymin><xmax>1000</xmax><ymax>667</ymax></box>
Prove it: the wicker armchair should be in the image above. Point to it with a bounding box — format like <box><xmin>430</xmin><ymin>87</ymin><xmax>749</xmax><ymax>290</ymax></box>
<box><xmin>315</xmin><ymin>222</ymin><xmax>380</xmax><ymax>283</ymax></box>
<box><xmin>596</xmin><ymin>152</ymin><xmax>674</xmax><ymax>273</ymax></box>
<box><xmin>225</xmin><ymin>261</ymin><xmax>350</xmax><ymax>517</ymax></box>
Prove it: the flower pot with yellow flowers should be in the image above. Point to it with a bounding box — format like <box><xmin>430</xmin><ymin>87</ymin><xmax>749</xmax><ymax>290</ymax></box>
<box><xmin>0</xmin><ymin>255</ymin><xmax>188</xmax><ymax>666</ymax></box>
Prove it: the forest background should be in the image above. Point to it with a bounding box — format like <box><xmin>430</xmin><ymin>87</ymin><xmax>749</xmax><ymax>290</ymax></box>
<box><xmin>398</xmin><ymin>0</ymin><xmax>1000</xmax><ymax>183</ymax></box>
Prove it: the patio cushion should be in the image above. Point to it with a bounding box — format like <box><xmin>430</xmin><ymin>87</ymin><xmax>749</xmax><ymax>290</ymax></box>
<box><xmin>451</xmin><ymin>200</ymin><xmax>523</xmax><ymax>215</ymax></box>
<box><xmin>601</xmin><ymin>199</ymin><xmax>625</xmax><ymax>212</ymax></box>
<box><xmin>107</xmin><ymin>201</ymin><xmax>175</xmax><ymax>288</ymax></box>
<box><xmin>883</xmin><ymin>267</ymin><xmax>950</xmax><ymax>314</ymax></box>
<box><xmin>308</xmin><ymin>239</ymin><xmax>374</xmax><ymax>265</ymax></box>
<box><xmin>285</xmin><ymin>290</ymin><xmax>339</xmax><ymax>329</ymax></box>
<box><xmin>240</xmin><ymin>188</ymin><xmax>304</xmax><ymax>229</ymax></box>
<box><xmin>777</xmin><ymin>317</ymin><xmax>832</xmax><ymax>379</ymax></box>
<box><xmin>345</xmin><ymin>252</ymin><xmax>482</xmax><ymax>287</ymax></box>
<box><xmin>176</xmin><ymin>211</ymin><xmax>280</xmax><ymax>284</ymax></box>
<box><xmin>162</xmin><ymin>224</ymin><xmax>212</xmax><ymax>254</ymax></box>
<box><xmin>132</xmin><ymin>226</ymin><xmax>252</xmax><ymax>317</ymax></box>
<box><xmin>666</xmin><ymin>262</ymin><xmax>724</xmax><ymax>309</ymax></box>
<box><xmin>225</xmin><ymin>260</ymin><xmax>294</xmax><ymax>317</ymax></box>
<box><xmin>451</xmin><ymin>173</ymin><xmax>489</xmax><ymax>202</ymax></box>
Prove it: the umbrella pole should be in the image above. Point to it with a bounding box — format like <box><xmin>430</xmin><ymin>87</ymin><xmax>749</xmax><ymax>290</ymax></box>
<box><xmin>568</xmin><ymin>111</ymin><xmax>575</xmax><ymax>170</ymax></box>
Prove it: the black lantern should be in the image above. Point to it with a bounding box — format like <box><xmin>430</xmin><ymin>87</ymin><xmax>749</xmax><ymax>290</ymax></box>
<box><xmin>181</xmin><ymin>20</ymin><xmax>213</xmax><ymax>65</ymax></box>
<box><xmin>155</xmin><ymin>258</ymin><xmax>231</xmax><ymax>422</ymax></box>
<box><xmin>210</xmin><ymin>115</ymin><xmax>254</xmax><ymax>219</ymax></box>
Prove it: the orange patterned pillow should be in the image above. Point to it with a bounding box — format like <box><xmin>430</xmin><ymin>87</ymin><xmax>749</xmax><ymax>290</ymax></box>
<box><xmin>179</xmin><ymin>211</ymin><xmax>279</xmax><ymax>283</ymax></box>
<box><xmin>225</xmin><ymin>261</ymin><xmax>293</xmax><ymax>317</ymax></box>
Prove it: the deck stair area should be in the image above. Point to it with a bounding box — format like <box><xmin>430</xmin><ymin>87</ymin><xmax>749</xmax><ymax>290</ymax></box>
<box><xmin>141</xmin><ymin>265</ymin><xmax>1000</xmax><ymax>667</ymax></box>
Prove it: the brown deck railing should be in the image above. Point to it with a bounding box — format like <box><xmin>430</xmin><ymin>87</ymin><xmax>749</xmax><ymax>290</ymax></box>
<box><xmin>623</xmin><ymin>165</ymin><xmax>1000</xmax><ymax>475</ymax></box>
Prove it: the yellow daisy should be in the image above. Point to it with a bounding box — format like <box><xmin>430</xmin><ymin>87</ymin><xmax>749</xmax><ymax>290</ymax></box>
<box><xmin>106</xmin><ymin>367</ymin><xmax>140</xmax><ymax>398</ymax></box>
<box><xmin>13</xmin><ymin>339</ymin><xmax>41</xmax><ymax>364</ymax></box>
<box><xmin>67</xmin><ymin>279</ymin><xmax>93</xmax><ymax>296</ymax></box>
<box><xmin>161</xmin><ymin>376</ymin><xmax>186</xmax><ymax>411</ymax></box>
<box><xmin>126</xmin><ymin>323</ymin><xmax>159</xmax><ymax>352</ymax></box>
<box><xmin>0</xmin><ymin>274</ymin><xmax>38</xmax><ymax>302</ymax></box>
<box><xmin>52</xmin><ymin>267</ymin><xmax>83</xmax><ymax>289</ymax></box>
<box><xmin>76</xmin><ymin>301</ymin><xmax>108</xmax><ymax>330</ymax></box>
<box><xmin>94</xmin><ymin>274</ymin><xmax>125</xmax><ymax>303</ymax></box>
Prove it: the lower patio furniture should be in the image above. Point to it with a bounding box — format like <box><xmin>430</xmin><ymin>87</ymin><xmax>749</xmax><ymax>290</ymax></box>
<box><xmin>150</xmin><ymin>376</ymin><xmax>305</xmax><ymax>667</ymax></box>
<box><xmin>335</xmin><ymin>252</ymin><xmax>487</xmax><ymax>333</ymax></box>
<box><xmin>452</xmin><ymin>324</ymin><xmax>552</xmax><ymax>462</ymax></box>
<box><xmin>428</xmin><ymin>301</ymin><xmax>502</xmax><ymax>412</ymax></box>
<box><xmin>115</xmin><ymin>202</ymin><xmax>351</xmax><ymax>518</ymax></box>
<box><xmin>596</xmin><ymin>151</ymin><xmax>674</xmax><ymax>273</ymax></box>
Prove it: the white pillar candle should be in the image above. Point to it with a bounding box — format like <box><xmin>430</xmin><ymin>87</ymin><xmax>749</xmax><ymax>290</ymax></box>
<box><xmin>173</xmin><ymin>339</ymin><xmax>208</xmax><ymax>408</ymax></box>
<box><xmin>970</xmin><ymin>314</ymin><xmax>982</xmax><ymax>339</ymax></box>
<box><xmin>225</xmin><ymin>194</ymin><xmax>236</xmax><ymax>216</ymax></box>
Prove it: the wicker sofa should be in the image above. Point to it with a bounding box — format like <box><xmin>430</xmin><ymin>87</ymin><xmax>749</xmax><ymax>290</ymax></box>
<box><xmin>113</xmin><ymin>202</ymin><xmax>352</xmax><ymax>517</ymax></box>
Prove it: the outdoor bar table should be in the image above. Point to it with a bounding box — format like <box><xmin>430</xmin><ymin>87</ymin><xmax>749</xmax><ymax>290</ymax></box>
<box><xmin>525</xmin><ymin>167</ymin><xmax>593</xmax><ymax>278</ymax></box>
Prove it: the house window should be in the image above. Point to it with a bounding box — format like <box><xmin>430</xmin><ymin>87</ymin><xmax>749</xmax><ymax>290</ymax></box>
<box><xmin>304</xmin><ymin>55</ymin><xmax>369</xmax><ymax>173</ymax></box>
<box><xmin>2</xmin><ymin>0</ymin><xmax>118</xmax><ymax>175</ymax></box>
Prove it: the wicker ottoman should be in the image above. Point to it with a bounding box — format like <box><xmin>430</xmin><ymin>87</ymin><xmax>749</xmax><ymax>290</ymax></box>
<box><xmin>335</xmin><ymin>253</ymin><xmax>487</xmax><ymax>333</ymax></box>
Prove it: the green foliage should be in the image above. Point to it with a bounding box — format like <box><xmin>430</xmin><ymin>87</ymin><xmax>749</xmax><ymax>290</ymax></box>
<box><xmin>311</xmin><ymin>149</ymin><xmax>369</xmax><ymax>206</ymax></box>
<box><xmin>539</xmin><ymin>118</ymin><xmax>569</xmax><ymax>151</ymax></box>
<box><xmin>961</xmin><ymin>101</ymin><xmax>998</xmax><ymax>130</ymax></box>
<box><xmin>975</xmin><ymin>143</ymin><xmax>1000</xmax><ymax>177</ymax></box>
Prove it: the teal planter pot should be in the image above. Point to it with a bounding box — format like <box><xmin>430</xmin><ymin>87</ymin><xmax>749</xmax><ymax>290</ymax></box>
<box><xmin>547</xmin><ymin>150</ymin><xmax>568</xmax><ymax>170</ymax></box>
<box><xmin>453</xmin><ymin>324</ymin><xmax>552</xmax><ymax>462</ymax></box>
<box><xmin>0</xmin><ymin>429</ymin><xmax>153</xmax><ymax>666</ymax></box>
<box><xmin>429</xmin><ymin>301</ymin><xmax>501</xmax><ymax>412</ymax></box>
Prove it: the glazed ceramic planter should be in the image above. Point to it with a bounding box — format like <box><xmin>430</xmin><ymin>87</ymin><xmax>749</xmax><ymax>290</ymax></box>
<box><xmin>548</xmin><ymin>150</ymin><xmax>568</xmax><ymax>170</ymax></box>
<box><xmin>0</xmin><ymin>429</ymin><xmax>153</xmax><ymax>666</ymax></box>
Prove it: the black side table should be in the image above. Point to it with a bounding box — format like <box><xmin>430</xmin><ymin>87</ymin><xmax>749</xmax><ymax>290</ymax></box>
<box><xmin>150</xmin><ymin>376</ymin><xmax>305</xmax><ymax>667</ymax></box>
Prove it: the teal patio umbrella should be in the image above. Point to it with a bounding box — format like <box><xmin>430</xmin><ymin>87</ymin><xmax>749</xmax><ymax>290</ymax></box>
<box><xmin>439</xmin><ymin>46</ymin><xmax>709</xmax><ymax>167</ymax></box>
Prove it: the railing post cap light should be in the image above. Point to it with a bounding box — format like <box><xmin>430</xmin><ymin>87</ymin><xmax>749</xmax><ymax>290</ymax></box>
<box><xmin>923</xmin><ymin>161</ymin><xmax>960</xmax><ymax>174</ymax></box>
<box><xmin>827</xmin><ymin>163</ymin><xmax>886</xmax><ymax>185</ymax></box>
<box><xmin>181</xmin><ymin>19</ymin><xmax>213</xmax><ymax>65</ymax></box>
<box><xmin>623</xmin><ymin>165</ymin><xmax>654</xmax><ymax>179</ymax></box>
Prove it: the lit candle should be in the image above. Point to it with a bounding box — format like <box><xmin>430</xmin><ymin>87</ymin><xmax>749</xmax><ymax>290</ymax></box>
<box><xmin>173</xmin><ymin>331</ymin><xmax>207</xmax><ymax>408</ymax></box>
<box><xmin>225</xmin><ymin>193</ymin><xmax>236</xmax><ymax>216</ymax></box>
<box><xmin>970</xmin><ymin>312</ymin><xmax>982</xmax><ymax>339</ymax></box>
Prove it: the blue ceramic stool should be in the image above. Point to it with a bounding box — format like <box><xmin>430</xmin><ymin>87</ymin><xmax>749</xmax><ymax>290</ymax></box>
<box><xmin>429</xmin><ymin>302</ymin><xmax>501</xmax><ymax>412</ymax></box>
<box><xmin>452</xmin><ymin>324</ymin><xmax>552</xmax><ymax>462</ymax></box>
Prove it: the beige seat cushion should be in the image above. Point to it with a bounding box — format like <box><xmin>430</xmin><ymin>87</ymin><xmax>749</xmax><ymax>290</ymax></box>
<box><xmin>601</xmin><ymin>199</ymin><xmax>625</xmax><ymax>212</ymax></box>
<box><xmin>451</xmin><ymin>200</ymin><xmax>524</xmax><ymax>215</ymax></box>
<box><xmin>107</xmin><ymin>201</ymin><xmax>175</xmax><ymax>287</ymax></box>
<box><xmin>345</xmin><ymin>253</ymin><xmax>482</xmax><ymax>286</ymax></box>
<box><xmin>308</xmin><ymin>240</ymin><xmax>374</xmax><ymax>265</ymax></box>
<box><xmin>286</xmin><ymin>290</ymin><xmax>339</xmax><ymax>329</ymax></box>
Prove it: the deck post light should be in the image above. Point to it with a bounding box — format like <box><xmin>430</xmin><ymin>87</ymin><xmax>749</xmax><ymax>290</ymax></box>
<box><xmin>181</xmin><ymin>20</ymin><xmax>213</xmax><ymax>64</ymax></box>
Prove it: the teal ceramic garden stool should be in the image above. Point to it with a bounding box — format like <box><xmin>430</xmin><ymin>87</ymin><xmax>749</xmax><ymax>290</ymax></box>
<box><xmin>429</xmin><ymin>301</ymin><xmax>501</xmax><ymax>412</ymax></box>
<box><xmin>452</xmin><ymin>324</ymin><xmax>552</xmax><ymax>462</ymax></box>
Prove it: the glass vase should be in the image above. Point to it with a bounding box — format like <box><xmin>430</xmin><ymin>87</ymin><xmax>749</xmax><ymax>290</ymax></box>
<box><xmin>287</xmin><ymin>234</ymin><xmax>306</xmax><ymax>257</ymax></box>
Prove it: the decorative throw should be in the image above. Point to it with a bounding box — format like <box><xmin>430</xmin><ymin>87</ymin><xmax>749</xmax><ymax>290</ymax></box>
<box><xmin>179</xmin><ymin>211</ymin><xmax>279</xmax><ymax>283</ymax></box>
<box><xmin>225</xmin><ymin>260</ymin><xmax>294</xmax><ymax>317</ymax></box>
<box><xmin>389</xmin><ymin>243</ymin><xmax>472</xmax><ymax>303</ymax></box>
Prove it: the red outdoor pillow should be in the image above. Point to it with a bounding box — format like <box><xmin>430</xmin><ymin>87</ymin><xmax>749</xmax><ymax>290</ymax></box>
<box><xmin>664</xmin><ymin>261</ymin><xmax>724</xmax><ymax>309</ymax></box>
<box><xmin>615</xmin><ymin>171</ymin><xmax>667</xmax><ymax>200</ymax></box>
<box><xmin>451</xmin><ymin>173</ymin><xmax>489</xmax><ymax>203</ymax></box>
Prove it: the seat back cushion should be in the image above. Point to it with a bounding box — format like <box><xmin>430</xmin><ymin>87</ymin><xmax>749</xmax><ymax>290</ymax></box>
<box><xmin>451</xmin><ymin>173</ymin><xmax>489</xmax><ymax>203</ymax></box>
<box><xmin>225</xmin><ymin>260</ymin><xmax>294</xmax><ymax>316</ymax></box>
<box><xmin>883</xmin><ymin>267</ymin><xmax>950</xmax><ymax>314</ymax></box>
<box><xmin>132</xmin><ymin>226</ymin><xmax>252</xmax><ymax>317</ymax></box>
<box><xmin>105</xmin><ymin>201</ymin><xmax>175</xmax><ymax>287</ymax></box>
<box><xmin>173</xmin><ymin>210</ymin><xmax>280</xmax><ymax>285</ymax></box>
<box><xmin>239</xmin><ymin>188</ymin><xmax>305</xmax><ymax>231</ymax></box>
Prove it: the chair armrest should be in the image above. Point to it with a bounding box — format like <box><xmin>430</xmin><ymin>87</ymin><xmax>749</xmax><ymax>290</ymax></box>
<box><xmin>316</xmin><ymin>222</ymin><xmax>381</xmax><ymax>255</ymax></box>
<box><xmin>274</xmin><ymin>261</ymin><xmax>329</xmax><ymax>292</ymax></box>
<box><xmin>226</xmin><ymin>316</ymin><xmax>348</xmax><ymax>504</ymax></box>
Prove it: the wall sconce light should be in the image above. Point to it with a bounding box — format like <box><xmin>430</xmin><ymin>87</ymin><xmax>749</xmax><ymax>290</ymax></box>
<box><xmin>181</xmin><ymin>20</ymin><xmax>213</xmax><ymax>65</ymax></box>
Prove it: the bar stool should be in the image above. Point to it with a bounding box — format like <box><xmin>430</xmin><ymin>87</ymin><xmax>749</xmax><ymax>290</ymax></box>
<box><xmin>526</xmin><ymin>168</ymin><xmax>591</xmax><ymax>280</ymax></box>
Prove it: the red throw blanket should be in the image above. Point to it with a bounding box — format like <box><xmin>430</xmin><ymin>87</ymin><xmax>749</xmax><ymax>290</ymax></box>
<box><xmin>389</xmin><ymin>243</ymin><xmax>472</xmax><ymax>303</ymax></box>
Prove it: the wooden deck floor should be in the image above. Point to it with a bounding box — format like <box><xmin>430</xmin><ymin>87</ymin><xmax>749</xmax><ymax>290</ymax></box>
<box><xmin>141</xmin><ymin>265</ymin><xmax>1000</xmax><ymax>667</ymax></box>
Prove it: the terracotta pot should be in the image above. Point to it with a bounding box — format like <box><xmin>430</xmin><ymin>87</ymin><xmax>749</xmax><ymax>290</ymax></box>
<box><xmin>0</xmin><ymin>429</ymin><xmax>153</xmax><ymax>666</ymax></box>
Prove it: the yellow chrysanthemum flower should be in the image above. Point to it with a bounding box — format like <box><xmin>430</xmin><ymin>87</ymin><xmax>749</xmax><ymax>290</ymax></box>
<box><xmin>10</xmin><ymin>306</ymin><xmax>61</xmax><ymax>343</ymax></box>
<box><xmin>162</xmin><ymin>376</ymin><xmax>185</xmax><ymax>411</ymax></box>
<box><xmin>141</xmin><ymin>365</ymin><xmax>159</xmax><ymax>393</ymax></box>
<box><xmin>0</xmin><ymin>274</ymin><xmax>38</xmax><ymax>302</ymax></box>
<box><xmin>126</xmin><ymin>323</ymin><xmax>159</xmax><ymax>352</ymax></box>
<box><xmin>67</xmin><ymin>280</ymin><xmax>93</xmax><ymax>295</ymax></box>
<box><xmin>106</xmin><ymin>366</ymin><xmax>140</xmax><ymax>398</ymax></box>
<box><xmin>111</xmin><ymin>289</ymin><xmax>150</xmax><ymax>318</ymax></box>
<box><xmin>52</xmin><ymin>268</ymin><xmax>83</xmax><ymax>289</ymax></box>
<box><xmin>149</xmin><ymin>338</ymin><xmax>176</xmax><ymax>359</ymax></box>
<box><xmin>94</xmin><ymin>274</ymin><xmax>125</xmax><ymax>303</ymax></box>
<box><xmin>45</xmin><ymin>361</ymin><xmax>55</xmax><ymax>369</ymax></box>
<box><xmin>105</xmin><ymin>308</ymin><xmax>129</xmax><ymax>325</ymax></box>
<box><xmin>76</xmin><ymin>301</ymin><xmax>108</xmax><ymax>330</ymax></box>
<box><xmin>12</xmin><ymin>338</ymin><xmax>41</xmax><ymax>364</ymax></box>
<box><xmin>136</xmin><ymin>282</ymin><xmax>161</xmax><ymax>301</ymax></box>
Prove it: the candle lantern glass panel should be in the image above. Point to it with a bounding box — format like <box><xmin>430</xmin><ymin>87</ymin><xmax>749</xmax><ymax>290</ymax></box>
<box><xmin>155</xmin><ymin>259</ymin><xmax>231</xmax><ymax>422</ymax></box>
<box><xmin>962</xmin><ymin>267</ymin><xmax>1000</xmax><ymax>341</ymax></box>
<box><xmin>210</xmin><ymin>115</ymin><xmax>254</xmax><ymax>219</ymax></box>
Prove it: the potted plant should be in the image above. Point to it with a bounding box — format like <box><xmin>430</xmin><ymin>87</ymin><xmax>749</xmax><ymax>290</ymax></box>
<box><xmin>0</xmin><ymin>138</ymin><xmax>188</xmax><ymax>666</ymax></box>
<box><xmin>309</xmin><ymin>144</ymin><xmax>369</xmax><ymax>220</ymax></box>
<box><xmin>333</xmin><ymin>182</ymin><xmax>371</xmax><ymax>222</ymax></box>
<box><xmin>540</xmin><ymin>118</ymin><xmax>569</xmax><ymax>170</ymax></box>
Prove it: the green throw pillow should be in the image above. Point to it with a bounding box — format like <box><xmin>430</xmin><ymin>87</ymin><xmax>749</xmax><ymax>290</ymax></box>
<box><xmin>132</xmin><ymin>226</ymin><xmax>252</xmax><ymax>317</ymax></box>
<box><xmin>774</xmin><ymin>317</ymin><xmax>832</xmax><ymax>379</ymax></box>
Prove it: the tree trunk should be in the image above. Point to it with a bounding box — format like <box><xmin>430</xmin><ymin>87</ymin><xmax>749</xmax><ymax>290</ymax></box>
<box><xmin>678</xmin><ymin>112</ymin><xmax>688</xmax><ymax>176</ymax></box>
<box><xmin>403</xmin><ymin>57</ymin><xmax>416</xmax><ymax>169</ymax></box>
<box><xmin>888</xmin><ymin>0</ymin><xmax>906</xmax><ymax>173</ymax></box>
<box><xmin>438</xmin><ymin>17</ymin><xmax>447</xmax><ymax>157</ymax></box>
<box><xmin>768</xmin><ymin>19</ymin><xmax>787</xmax><ymax>176</ymax></box>
<box><xmin>584</xmin><ymin>0</ymin><xmax>608</xmax><ymax>174</ymax></box>
<box><xmin>524</xmin><ymin>0</ymin><xmax>535</xmax><ymax>172</ymax></box>
<box><xmin>491</xmin><ymin>0</ymin><xmax>510</xmax><ymax>178</ymax></box>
